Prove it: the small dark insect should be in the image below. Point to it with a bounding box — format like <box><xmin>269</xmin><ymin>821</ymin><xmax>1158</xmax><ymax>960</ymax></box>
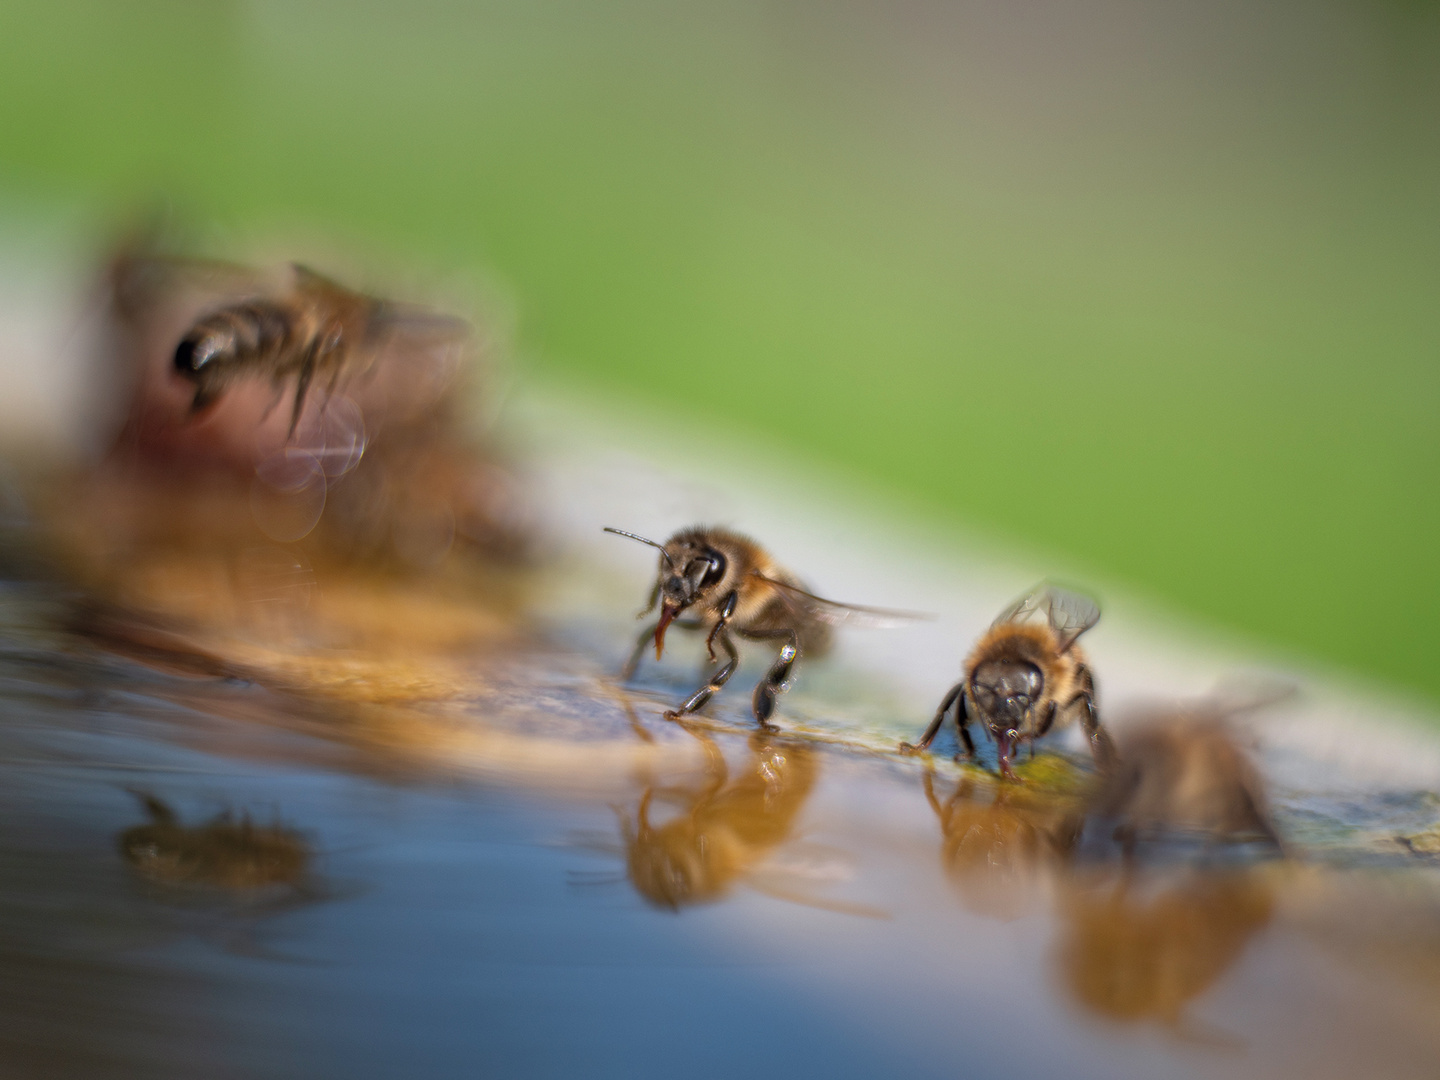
<box><xmin>901</xmin><ymin>584</ymin><xmax>1116</xmax><ymax>777</ymax></box>
<box><xmin>606</xmin><ymin>525</ymin><xmax>917</xmax><ymax>725</ymax></box>
<box><xmin>117</xmin><ymin>792</ymin><xmax>309</xmax><ymax>890</ymax></box>
<box><xmin>1088</xmin><ymin>707</ymin><xmax>1284</xmax><ymax>854</ymax></box>
<box><xmin>171</xmin><ymin>263</ymin><xmax>468</xmax><ymax>437</ymax></box>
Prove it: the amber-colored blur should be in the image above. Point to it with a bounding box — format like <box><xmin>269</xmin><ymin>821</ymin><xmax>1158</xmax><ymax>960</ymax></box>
<box><xmin>1058</xmin><ymin>868</ymin><xmax>1275</xmax><ymax>1033</ymax></box>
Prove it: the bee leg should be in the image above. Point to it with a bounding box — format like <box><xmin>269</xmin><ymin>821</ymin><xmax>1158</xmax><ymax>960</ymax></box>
<box><xmin>901</xmin><ymin>683</ymin><xmax>967</xmax><ymax>755</ymax></box>
<box><xmin>956</xmin><ymin>716</ymin><xmax>976</xmax><ymax>761</ymax></box>
<box><xmin>635</xmin><ymin>580</ymin><xmax>660</xmax><ymax>620</ymax></box>
<box><xmin>1068</xmin><ymin>665</ymin><xmax>1117</xmax><ymax>771</ymax></box>
<box><xmin>739</xmin><ymin>627</ymin><xmax>799</xmax><ymax>728</ymax></box>
<box><xmin>288</xmin><ymin>348</ymin><xmax>319</xmax><ymax>440</ymax></box>
<box><xmin>704</xmin><ymin>592</ymin><xmax>738</xmax><ymax>662</ymax></box>
<box><xmin>664</xmin><ymin>628</ymin><xmax>739</xmax><ymax>720</ymax></box>
<box><xmin>620</xmin><ymin>618</ymin><xmax>702</xmax><ymax>680</ymax></box>
<box><xmin>1035</xmin><ymin>700</ymin><xmax>1058</xmax><ymax>738</ymax></box>
<box><xmin>1028</xmin><ymin>701</ymin><xmax>1058</xmax><ymax>762</ymax></box>
<box><xmin>258</xmin><ymin>381</ymin><xmax>287</xmax><ymax>423</ymax></box>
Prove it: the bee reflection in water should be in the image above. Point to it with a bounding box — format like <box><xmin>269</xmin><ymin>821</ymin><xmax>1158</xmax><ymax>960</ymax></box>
<box><xmin>922</xmin><ymin>769</ymin><xmax>1080</xmax><ymax>920</ymax></box>
<box><xmin>597</xmin><ymin>730</ymin><xmax>880</xmax><ymax>916</ymax></box>
<box><xmin>118</xmin><ymin>792</ymin><xmax>310</xmax><ymax>892</ymax></box>
<box><xmin>1057</xmin><ymin>867</ymin><xmax>1274</xmax><ymax>1037</ymax></box>
<box><xmin>1048</xmin><ymin>707</ymin><xmax>1284</xmax><ymax>1036</ymax></box>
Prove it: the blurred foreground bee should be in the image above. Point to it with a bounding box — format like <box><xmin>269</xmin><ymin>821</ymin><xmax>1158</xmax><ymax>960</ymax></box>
<box><xmin>901</xmin><ymin>584</ymin><xmax>1116</xmax><ymax>777</ymax></box>
<box><xmin>170</xmin><ymin>262</ymin><xmax>468</xmax><ymax>437</ymax></box>
<box><xmin>1088</xmin><ymin>706</ymin><xmax>1283</xmax><ymax>854</ymax></box>
<box><xmin>605</xmin><ymin>526</ymin><xmax>916</xmax><ymax>725</ymax></box>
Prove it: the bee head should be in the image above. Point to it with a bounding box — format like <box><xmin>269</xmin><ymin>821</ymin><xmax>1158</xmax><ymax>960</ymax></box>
<box><xmin>970</xmin><ymin>659</ymin><xmax>1043</xmax><ymax>735</ymax></box>
<box><xmin>657</xmin><ymin>537</ymin><xmax>728</xmax><ymax>614</ymax></box>
<box><xmin>603</xmin><ymin>527</ymin><xmax>730</xmax><ymax>658</ymax></box>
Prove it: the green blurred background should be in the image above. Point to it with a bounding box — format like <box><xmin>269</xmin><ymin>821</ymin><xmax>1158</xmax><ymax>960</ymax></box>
<box><xmin>1</xmin><ymin>0</ymin><xmax>1437</xmax><ymax>701</ymax></box>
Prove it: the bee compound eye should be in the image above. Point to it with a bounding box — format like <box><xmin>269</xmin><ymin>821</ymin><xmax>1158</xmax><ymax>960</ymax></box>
<box><xmin>699</xmin><ymin>551</ymin><xmax>727</xmax><ymax>587</ymax></box>
<box><xmin>173</xmin><ymin>336</ymin><xmax>201</xmax><ymax>373</ymax></box>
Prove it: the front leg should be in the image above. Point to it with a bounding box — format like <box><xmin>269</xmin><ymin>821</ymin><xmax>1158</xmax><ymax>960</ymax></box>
<box><xmin>635</xmin><ymin>579</ymin><xmax>660</xmax><ymax>620</ymax></box>
<box><xmin>901</xmin><ymin>682</ymin><xmax>974</xmax><ymax>758</ymax></box>
<box><xmin>664</xmin><ymin>627</ymin><xmax>740</xmax><ymax>720</ymax></box>
<box><xmin>620</xmin><ymin>618</ymin><xmax>703</xmax><ymax>680</ymax></box>
<box><xmin>1067</xmin><ymin>664</ymin><xmax>1116</xmax><ymax>771</ymax></box>
<box><xmin>704</xmin><ymin>591</ymin><xmax>738</xmax><ymax>662</ymax></box>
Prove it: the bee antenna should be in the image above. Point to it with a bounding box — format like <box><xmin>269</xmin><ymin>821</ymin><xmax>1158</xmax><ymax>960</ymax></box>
<box><xmin>603</xmin><ymin>527</ymin><xmax>675</xmax><ymax>568</ymax></box>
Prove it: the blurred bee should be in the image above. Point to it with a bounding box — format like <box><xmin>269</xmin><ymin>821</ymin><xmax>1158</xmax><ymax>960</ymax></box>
<box><xmin>901</xmin><ymin>584</ymin><xmax>1116</xmax><ymax>777</ymax></box>
<box><xmin>171</xmin><ymin>263</ymin><xmax>468</xmax><ymax>437</ymax></box>
<box><xmin>605</xmin><ymin>525</ymin><xmax>917</xmax><ymax>725</ymax></box>
<box><xmin>1088</xmin><ymin>705</ymin><xmax>1284</xmax><ymax>855</ymax></box>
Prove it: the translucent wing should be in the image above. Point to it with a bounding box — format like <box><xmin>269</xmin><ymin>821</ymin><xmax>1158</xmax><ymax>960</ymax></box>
<box><xmin>992</xmin><ymin>583</ymin><xmax>1100</xmax><ymax>652</ymax></box>
<box><xmin>751</xmin><ymin>572</ymin><xmax>931</xmax><ymax>628</ymax></box>
<box><xmin>292</xmin><ymin>264</ymin><xmax>472</xmax><ymax>344</ymax></box>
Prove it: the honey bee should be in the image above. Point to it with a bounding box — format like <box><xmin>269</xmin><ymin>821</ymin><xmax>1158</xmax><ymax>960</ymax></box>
<box><xmin>605</xmin><ymin>526</ymin><xmax>916</xmax><ymax>725</ymax></box>
<box><xmin>901</xmin><ymin>584</ymin><xmax>1116</xmax><ymax>777</ymax></box>
<box><xmin>171</xmin><ymin>263</ymin><xmax>468</xmax><ymax>437</ymax></box>
<box><xmin>1088</xmin><ymin>705</ymin><xmax>1283</xmax><ymax>854</ymax></box>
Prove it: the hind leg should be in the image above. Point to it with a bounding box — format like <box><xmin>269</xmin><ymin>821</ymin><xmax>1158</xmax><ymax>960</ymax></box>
<box><xmin>738</xmin><ymin>628</ymin><xmax>799</xmax><ymax>728</ymax></box>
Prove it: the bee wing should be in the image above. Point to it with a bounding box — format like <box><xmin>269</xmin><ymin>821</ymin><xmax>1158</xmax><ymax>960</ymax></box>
<box><xmin>289</xmin><ymin>264</ymin><xmax>473</xmax><ymax>343</ymax></box>
<box><xmin>371</xmin><ymin>304</ymin><xmax>473</xmax><ymax>344</ymax></box>
<box><xmin>290</xmin><ymin>263</ymin><xmax>348</xmax><ymax>294</ymax></box>
<box><xmin>751</xmin><ymin>572</ymin><xmax>931</xmax><ymax>628</ymax></box>
<box><xmin>993</xmin><ymin>583</ymin><xmax>1099</xmax><ymax>652</ymax></box>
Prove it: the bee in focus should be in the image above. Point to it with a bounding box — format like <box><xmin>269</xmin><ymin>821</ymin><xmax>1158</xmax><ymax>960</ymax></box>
<box><xmin>171</xmin><ymin>263</ymin><xmax>468</xmax><ymax>437</ymax></box>
<box><xmin>901</xmin><ymin>584</ymin><xmax>1116</xmax><ymax>777</ymax></box>
<box><xmin>605</xmin><ymin>525</ymin><xmax>915</xmax><ymax>725</ymax></box>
